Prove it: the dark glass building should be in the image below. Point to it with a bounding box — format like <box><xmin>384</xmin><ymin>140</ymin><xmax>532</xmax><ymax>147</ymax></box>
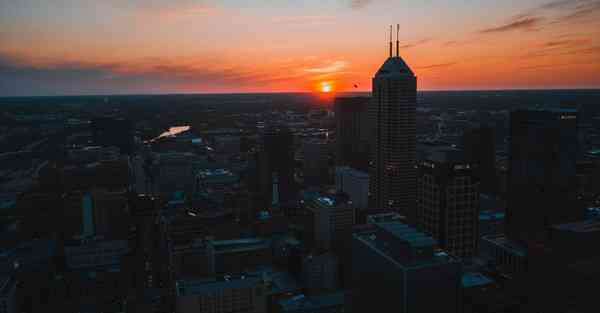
<box><xmin>334</xmin><ymin>96</ymin><xmax>370</xmax><ymax>171</ymax></box>
<box><xmin>257</xmin><ymin>124</ymin><xmax>296</xmax><ymax>209</ymax></box>
<box><xmin>369</xmin><ymin>37</ymin><xmax>417</xmax><ymax>219</ymax></box>
<box><xmin>463</xmin><ymin>126</ymin><xmax>496</xmax><ymax>194</ymax></box>
<box><xmin>507</xmin><ymin>108</ymin><xmax>581</xmax><ymax>244</ymax></box>
<box><xmin>417</xmin><ymin>148</ymin><xmax>480</xmax><ymax>258</ymax></box>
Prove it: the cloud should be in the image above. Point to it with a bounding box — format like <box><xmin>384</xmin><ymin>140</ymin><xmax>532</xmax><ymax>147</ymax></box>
<box><xmin>543</xmin><ymin>38</ymin><xmax>592</xmax><ymax>47</ymax></box>
<box><xmin>416</xmin><ymin>62</ymin><xmax>458</xmax><ymax>70</ymax></box>
<box><xmin>479</xmin><ymin>16</ymin><xmax>543</xmax><ymax>33</ymax></box>
<box><xmin>538</xmin><ymin>0</ymin><xmax>600</xmax><ymax>24</ymax></box>
<box><xmin>348</xmin><ymin>0</ymin><xmax>373</xmax><ymax>9</ymax></box>
<box><xmin>271</xmin><ymin>15</ymin><xmax>336</xmax><ymax>24</ymax></box>
<box><xmin>400</xmin><ymin>38</ymin><xmax>432</xmax><ymax>49</ymax></box>
<box><xmin>520</xmin><ymin>59</ymin><xmax>600</xmax><ymax>70</ymax></box>
<box><xmin>304</xmin><ymin>61</ymin><xmax>348</xmax><ymax>73</ymax></box>
<box><xmin>0</xmin><ymin>51</ymin><xmax>301</xmax><ymax>96</ymax></box>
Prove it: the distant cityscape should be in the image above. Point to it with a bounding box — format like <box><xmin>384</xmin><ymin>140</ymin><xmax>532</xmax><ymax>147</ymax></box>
<box><xmin>1</xmin><ymin>34</ymin><xmax>600</xmax><ymax>313</ymax></box>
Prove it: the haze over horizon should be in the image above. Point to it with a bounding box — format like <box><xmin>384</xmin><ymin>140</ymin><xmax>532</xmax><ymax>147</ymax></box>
<box><xmin>1</xmin><ymin>0</ymin><xmax>600</xmax><ymax>97</ymax></box>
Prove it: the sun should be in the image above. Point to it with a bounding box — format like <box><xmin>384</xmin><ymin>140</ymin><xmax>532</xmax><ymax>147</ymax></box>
<box><xmin>320</xmin><ymin>81</ymin><xmax>333</xmax><ymax>93</ymax></box>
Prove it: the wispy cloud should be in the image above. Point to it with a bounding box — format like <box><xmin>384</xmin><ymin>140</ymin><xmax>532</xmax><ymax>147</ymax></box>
<box><xmin>0</xmin><ymin>51</ymin><xmax>303</xmax><ymax>96</ymax></box>
<box><xmin>538</xmin><ymin>0</ymin><xmax>600</xmax><ymax>24</ymax></box>
<box><xmin>543</xmin><ymin>38</ymin><xmax>591</xmax><ymax>48</ymax></box>
<box><xmin>479</xmin><ymin>16</ymin><xmax>543</xmax><ymax>34</ymax></box>
<box><xmin>271</xmin><ymin>15</ymin><xmax>336</xmax><ymax>24</ymax></box>
<box><xmin>348</xmin><ymin>0</ymin><xmax>373</xmax><ymax>9</ymax></box>
<box><xmin>400</xmin><ymin>38</ymin><xmax>432</xmax><ymax>49</ymax></box>
<box><xmin>304</xmin><ymin>60</ymin><xmax>348</xmax><ymax>73</ymax></box>
<box><xmin>416</xmin><ymin>62</ymin><xmax>458</xmax><ymax>70</ymax></box>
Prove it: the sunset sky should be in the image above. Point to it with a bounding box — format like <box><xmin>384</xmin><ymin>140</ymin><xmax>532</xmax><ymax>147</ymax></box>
<box><xmin>1</xmin><ymin>0</ymin><xmax>599</xmax><ymax>96</ymax></box>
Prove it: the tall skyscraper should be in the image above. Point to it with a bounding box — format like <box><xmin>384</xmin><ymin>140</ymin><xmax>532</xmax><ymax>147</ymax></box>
<box><xmin>417</xmin><ymin>148</ymin><xmax>480</xmax><ymax>258</ymax></box>
<box><xmin>335</xmin><ymin>166</ymin><xmax>369</xmax><ymax>210</ymax></box>
<box><xmin>463</xmin><ymin>125</ymin><xmax>496</xmax><ymax>194</ymax></box>
<box><xmin>370</xmin><ymin>25</ymin><xmax>417</xmax><ymax>220</ymax></box>
<box><xmin>302</xmin><ymin>138</ymin><xmax>330</xmax><ymax>187</ymax></box>
<box><xmin>257</xmin><ymin>124</ymin><xmax>295</xmax><ymax>209</ymax></box>
<box><xmin>334</xmin><ymin>96</ymin><xmax>370</xmax><ymax>171</ymax></box>
<box><xmin>507</xmin><ymin>108</ymin><xmax>581</xmax><ymax>244</ymax></box>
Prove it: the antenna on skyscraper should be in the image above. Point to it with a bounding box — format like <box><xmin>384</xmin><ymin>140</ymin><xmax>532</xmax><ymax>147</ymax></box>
<box><xmin>389</xmin><ymin>25</ymin><xmax>393</xmax><ymax>58</ymax></box>
<box><xmin>396</xmin><ymin>24</ymin><xmax>400</xmax><ymax>57</ymax></box>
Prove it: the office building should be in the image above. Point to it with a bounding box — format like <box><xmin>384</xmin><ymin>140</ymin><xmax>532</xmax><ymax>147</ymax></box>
<box><xmin>507</xmin><ymin>108</ymin><xmax>580</xmax><ymax>243</ymax></box>
<box><xmin>352</xmin><ymin>221</ymin><xmax>461</xmax><ymax>313</ymax></box>
<box><xmin>302</xmin><ymin>252</ymin><xmax>338</xmax><ymax>295</ymax></box>
<box><xmin>417</xmin><ymin>148</ymin><xmax>480</xmax><ymax>258</ymax></box>
<box><xmin>90</xmin><ymin>188</ymin><xmax>129</xmax><ymax>237</ymax></box>
<box><xmin>156</xmin><ymin>152</ymin><xmax>198</xmax><ymax>196</ymax></box>
<box><xmin>463</xmin><ymin>126</ymin><xmax>496</xmax><ymax>193</ymax></box>
<box><xmin>335</xmin><ymin>166</ymin><xmax>369</xmax><ymax>209</ymax></box>
<box><xmin>64</xmin><ymin>238</ymin><xmax>130</xmax><ymax>270</ymax></box>
<box><xmin>302</xmin><ymin>139</ymin><xmax>330</xmax><ymax>187</ymax></box>
<box><xmin>306</xmin><ymin>193</ymin><xmax>355</xmax><ymax>252</ymax></box>
<box><xmin>370</xmin><ymin>26</ymin><xmax>417</xmax><ymax>220</ymax></box>
<box><xmin>211</xmin><ymin>238</ymin><xmax>273</xmax><ymax>274</ymax></box>
<box><xmin>258</xmin><ymin>125</ymin><xmax>295</xmax><ymax>208</ymax></box>
<box><xmin>334</xmin><ymin>96</ymin><xmax>370</xmax><ymax>171</ymax></box>
<box><xmin>175</xmin><ymin>275</ymin><xmax>268</xmax><ymax>313</ymax></box>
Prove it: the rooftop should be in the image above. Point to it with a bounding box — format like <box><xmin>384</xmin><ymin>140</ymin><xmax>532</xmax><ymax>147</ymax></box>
<box><xmin>374</xmin><ymin>222</ymin><xmax>437</xmax><ymax>248</ymax></box>
<box><xmin>482</xmin><ymin>235</ymin><xmax>527</xmax><ymax>257</ymax></box>
<box><xmin>462</xmin><ymin>272</ymin><xmax>494</xmax><ymax>288</ymax></box>
<box><xmin>211</xmin><ymin>238</ymin><xmax>271</xmax><ymax>254</ymax></box>
<box><xmin>552</xmin><ymin>220</ymin><xmax>600</xmax><ymax>233</ymax></box>
<box><xmin>375</xmin><ymin>56</ymin><xmax>415</xmax><ymax>78</ymax></box>
<box><xmin>279</xmin><ymin>292</ymin><xmax>345</xmax><ymax>312</ymax></box>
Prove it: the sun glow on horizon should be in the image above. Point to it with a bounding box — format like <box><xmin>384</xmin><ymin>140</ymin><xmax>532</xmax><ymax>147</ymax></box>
<box><xmin>319</xmin><ymin>81</ymin><xmax>333</xmax><ymax>93</ymax></box>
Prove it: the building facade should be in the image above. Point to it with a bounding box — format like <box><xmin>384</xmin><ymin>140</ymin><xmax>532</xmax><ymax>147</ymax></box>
<box><xmin>352</xmin><ymin>222</ymin><xmax>461</xmax><ymax>313</ymax></box>
<box><xmin>335</xmin><ymin>166</ymin><xmax>369</xmax><ymax>209</ymax></box>
<box><xmin>507</xmin><ymin>108</ymin><xmax>580</xmax><ymax>243</ymax></box>
<box><xmin>334</xmin><ymin>96</ymin><xmax>370</xmax><ymax>172</ymax></box>
<box><xmin>369</xmin><ymin>40</ymin><xmax>417</xmax><ymax>220</ymax></box>
<box><xmin>417</xmin><ymin>149</ymin><xmax>480</xmax><ymax>258</ymax></box>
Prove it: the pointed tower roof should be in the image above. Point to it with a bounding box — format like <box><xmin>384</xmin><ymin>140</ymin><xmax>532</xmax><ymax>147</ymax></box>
<box><xmin>375</xmin><ymin>56</ymin><xmax>415</xmax><ymax>78</ymax></box>
<box><xmin>375</xmin><ymin>24</ymin><xmax>414</xmax><ymax>79</ymax></box>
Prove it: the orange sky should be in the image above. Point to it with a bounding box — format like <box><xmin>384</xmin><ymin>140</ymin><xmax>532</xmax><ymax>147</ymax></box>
<box><xmin>0</xmin><ymin>0</ymin><xmax>599</xmax><ymax>96</ymax></box>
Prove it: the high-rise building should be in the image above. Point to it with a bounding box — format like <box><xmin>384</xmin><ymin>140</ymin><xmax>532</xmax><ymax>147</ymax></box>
<box><xmin>257</xmin><ymin>125</ymin><xmax>295</xmax><ymax>208</ymax></box>
<box><xmin>334</xmin><ymin>96</ymin><xmax>370</xmax><ymax>171</ymax></box>
<box><xmin>352</xmin><ymin>221</ymin><xmax>461</xmax><ymax>313</ymax></box>
<box><xmin>175</xmin><ymin>275</ymin><xmax>268</xmax><ymax>313</ymax></box>
<box><xmin>507</xmin><ymin>108</ymin><xmax>581</xmax><ymax>243</ymax></box>
<box><xmin>370</xmin><ymin>26</ymin><xmax>417</xmax><ymax>221</ymax></box>
<box><xmin>417</xmin><ymin>148</ymin><xmax>480</xmax><ymax>258</ymax></box>
<box><xmin>302</xmin><ymin>252</ymin><xmax>338</xmax><ymax>295</ymax></box>
<box><xmin>302</xmin><ymin>139</ymin><xmax>330</xmax><ymax>187</ymax></box>
<box><xmin>463</xmin><ymin>126</ymin><xmax>496</xmax><ymax>193</ymax></box>
<box><xmin>306</xmin><ymin>193</ymin><xmax>355</xmax><ymax>252</ymax></box>
<box><xmin>335</xmin><ymin>166</ymin><xmax>369</xmax><ymax>209</ymax></box>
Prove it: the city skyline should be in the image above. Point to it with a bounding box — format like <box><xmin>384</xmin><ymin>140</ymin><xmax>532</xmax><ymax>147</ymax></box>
<box><xmin>1</xmin><ymin>0</ymin><xmax>600</xmax><ymax>96</ymax></box>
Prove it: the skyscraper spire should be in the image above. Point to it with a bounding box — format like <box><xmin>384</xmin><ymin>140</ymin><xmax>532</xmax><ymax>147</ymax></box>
<box><xmin>389</xmin><ymin>25</ymin><xmax>393</xmax><ymax>58</ymax></box>
<box><xmin>396</xmin><ymin>24</ymin><xmax>400</xmax><ymax>57</ymax></box>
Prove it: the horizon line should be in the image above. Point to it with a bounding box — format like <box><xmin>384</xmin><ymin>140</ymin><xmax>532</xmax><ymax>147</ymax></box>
<box><xmin>1</xmin><ymin>87</ymin><xmax>600</xmax><ymax>99</ymax></box>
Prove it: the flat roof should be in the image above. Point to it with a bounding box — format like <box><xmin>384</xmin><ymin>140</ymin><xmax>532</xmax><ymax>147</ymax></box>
<box><xmin>462</xmin><ymin>272</ymin><xmax>494</xmax><ymax>288</ymax></box>
<box><xmin>482</xmin><ymin>235</ymin><xmax>526</xmax><ymax>257</ymax></box>
<box><xmin>211</xmin><ymin>238</ymin><xmax>271</xmax><ymax>254</ymax></box>
<box><xmin>374</xmin><ymin>222</ymin><xmax>438</xmax><ymax>248</ymax></box>
<box><xmin>279</xmin><ymin>292</ymin><xmax>344</xmax><ymax>311</ymax></box>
